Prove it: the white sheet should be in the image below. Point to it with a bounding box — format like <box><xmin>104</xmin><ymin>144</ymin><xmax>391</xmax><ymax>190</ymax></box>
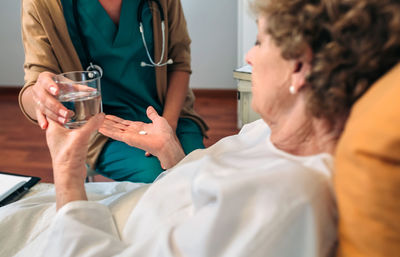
<box><xmin>0</xmin><ymin>120</ymin><xmax>337</xmax><ymax>257</ymax></box>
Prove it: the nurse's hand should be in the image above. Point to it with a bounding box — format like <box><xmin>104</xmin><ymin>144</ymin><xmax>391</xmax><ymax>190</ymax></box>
<box><xmin>32</xmin><ymin>72</ymin><xmax>71</xmax><ymax>129</ymax></box>
<box><xmin>46</xmin><ymin>113</ymin><xmax>105</xmax><ymax>210</ymax></box>
<box><xmin>99</xmin><ymin>106</ymin><xmax>186</xmax><ymax>169</ymax></box>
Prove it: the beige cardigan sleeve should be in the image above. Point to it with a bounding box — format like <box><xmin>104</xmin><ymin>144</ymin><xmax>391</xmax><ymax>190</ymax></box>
<box><xmin>20</xmin><ymin>0</ymin><xmax>60</xmax><ymax>122</ymax></box>
<box><xmin>165</xmin><ymin>0</ymin><xmax>192</xmax><ymax>74</ymax></box>
<box><xmin>19</xmin><ymin>0</ymin><xmax>82</xmax><ymax>122</ymax></box>
<box><xmin>19</xmin><ymin>0</ymin><xmax>106</xmax><ymax>169</ymax></box>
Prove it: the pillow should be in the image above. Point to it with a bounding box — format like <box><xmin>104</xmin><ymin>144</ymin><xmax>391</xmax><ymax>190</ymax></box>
<box><xmin>334</xmin><ymin>63</ymin><xmax>400</xmax><ymax>257</ymax></box>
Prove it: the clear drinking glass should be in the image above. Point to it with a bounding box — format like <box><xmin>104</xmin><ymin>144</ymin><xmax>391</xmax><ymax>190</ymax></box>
<box><xmin>53</xmin><ymin>71</ymin><xmax>102</xmax><ymax>129</ymax></box>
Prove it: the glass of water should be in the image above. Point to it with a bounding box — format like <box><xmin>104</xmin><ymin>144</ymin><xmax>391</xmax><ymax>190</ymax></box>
<box><xmin>53</xmin><ymin>71</ymin><xmax>102</xmax><ymax>129</ymax></box>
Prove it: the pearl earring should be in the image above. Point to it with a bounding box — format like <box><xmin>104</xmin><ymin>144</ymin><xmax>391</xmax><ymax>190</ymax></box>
<box><xmin>289</xmin><ymin>85</ymin><xmax>297</xmax><ymax>95</ymax></box>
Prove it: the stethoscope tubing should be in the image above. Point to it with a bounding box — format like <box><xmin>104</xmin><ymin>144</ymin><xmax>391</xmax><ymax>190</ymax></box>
<box><xmin>72</xmin><ymin>0</ymin><xmax>171</xmax><ymax>74</ymax></box>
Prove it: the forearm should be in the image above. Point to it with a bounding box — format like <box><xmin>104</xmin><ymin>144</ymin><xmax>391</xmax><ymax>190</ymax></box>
<box><xmin>54</xmin><ymin>165</ymin><xmax>87</xmax><ymax>210</ymax></box>
<box><xmin>162</xmin><ymin>71</ymin><xmax>190</xmax><ymax>131</ymax></box>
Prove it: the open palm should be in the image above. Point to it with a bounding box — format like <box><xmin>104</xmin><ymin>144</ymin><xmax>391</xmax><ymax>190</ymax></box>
<box><xmin>99</xmin><ymin>106</ymin><xmax>179</xmax><ymax>161</ymax></box>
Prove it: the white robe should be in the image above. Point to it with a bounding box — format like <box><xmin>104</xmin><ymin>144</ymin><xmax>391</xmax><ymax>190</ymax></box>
<box><xmin>0</xmin><ymin>120</ymin><xmax>337</xmax><ymax>257</ymax></box>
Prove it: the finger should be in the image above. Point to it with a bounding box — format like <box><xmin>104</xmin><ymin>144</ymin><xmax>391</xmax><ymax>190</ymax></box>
<box><xmin>34</xmin><ymin>87</ymin><xmax>69</xmax><ymax>119</ymax></box>
<box><xmin>37</xmin><ymin>101</ymin><xmax>67</xmax><ymax>124</ymax></box>
<box><xmin>38</xmin><ymin>72</ymin><xmax>72</xmax><ymax>119</ymax></box>
<box><xmin>145</xmin><ymin>152</ymin><xmax>152</xmax><ymax>157</ymax></box>
<box><xmin>34</xmin><ymin>95</ymin><xmax>67</xmax><ymax>125</ymax></box>
<box><xmin>146</xmin><ymin>106</ymin><xmax>160</xmax><ymax>123</ymax></box>
<box><xmin>99</xmin><ymin>120</ymin><xmax>125</xmax><ymax>135</ymax></box>
<box><xmin>104</xmin><ymin>115</ymin><xmax>140</xmax><ymax>128</ymax></box>
<box><xmin>101</xmin><ymin>123</ymin><xmax>126</xmax><ymax>135</ymax></box>
<box><xmin>102</xmin><ymin>118</ymin><xmax>129</xmax><ymax>130</ymax></box>
<box><xmin>100</xmin><ymin>122</ymin><xmax>143</xmax><ymax>147</ymax></box>
<box><xmin>45</xmin><ymin>115</ymin><xmax>66</xmax><ymax>135</ymax></box>
<box><xmin>112</xmin><ymin>122</ymin><xmax>130</xmax><ymax>130</ymax></box>
<box><xmin>36</xmin><ymin>108</ymin><xmax>48</xmax><ymax>130</ymax></box>
<box><xmin>104</xmin><ymin>118</ymin><xmax>129</xmax><ymax>129</ymax></box>
<box><xmin>121</xmin><ymin>120</ymin><xmax>134</xmax><ymax>126</ymax></box>
<box><xmin>40</xmin><ymin>92</ymin><xmax>69</xmax><ymax>118</ymax></box>
<box><xmin>46</xmin><ymin>115</ymin><xmax>64</xmax><ymax>128</ymax></box>
<box><xmin>105</xmin><ymin>115</ymin><xmax>123</xmax><ymax>122</ymax></box>
<box><xmin>79</xmin><ymin>113</ymin><xmax>105</xmax><ymax>134</ymax></box>
<box><xmin>74</xmin><ymin>83</ymin><xmax>96</xmax><ymax>92</ymax></box>
<box><xmin>105</xmin><ymin>115</ymin><xmax>128</xmax><ymax>124</ymax></box>
<box><xmin>98</xmin><ymin>126</ymin><xmax>126</xmax><ymax>142</ymax></box>
<box><xmin>38</xmin><ymin>71</ymin><xmax>59</xmax><ymax>96</ymax></box>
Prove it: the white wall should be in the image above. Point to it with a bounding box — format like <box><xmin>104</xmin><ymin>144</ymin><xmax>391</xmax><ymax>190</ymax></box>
<box><xmin>0</xmin><ymin>0</ymin><xmax>24</xmax><ymax>86</ymax></box>
<box><xmin>182</xmin><ymin>0</ymin><xmax>237</xmax><ymax>89</ymax></box>
<box><xmin>0</xmin><ymin>0</ymin><xmax>238</xmax><ymax>89</ymax></box>
<box><xmin>237</xmin><ymin>0</ymin><xmax>257</xmax><ymax>67</ymax></box>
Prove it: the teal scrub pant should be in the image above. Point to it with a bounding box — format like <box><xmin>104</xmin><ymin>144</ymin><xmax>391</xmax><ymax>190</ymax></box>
<box><xmin>95</xmin><ymin>119</ymin><xmax>205</xmax><ymax>183</ymax></box>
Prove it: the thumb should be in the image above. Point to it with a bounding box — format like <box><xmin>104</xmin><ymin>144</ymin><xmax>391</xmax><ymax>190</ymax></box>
<box><xmin>146</xmin><ymin>106</ymin><xmax>160</xmax><ymax>123</ymax></box>
<box><xmin>79</xmin><ymin>113</ymin><xmax>105</xmax><ymax>134</ymax></box>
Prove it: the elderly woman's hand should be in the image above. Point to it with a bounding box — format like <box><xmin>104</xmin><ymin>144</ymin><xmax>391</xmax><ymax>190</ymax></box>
<box><xmin>32</xmin><ymin>72</ymin><xmax>72</xmax><ymax>129</ymax></box>
<box><xmin>46</xmin><ymin>113</ymin><xmax>104</xmax><ymax>210</ymax></box>
<box><xmin>99</xmin><ymin>106</ymin><xmax>185</xmax><ymax>169</ymax></box>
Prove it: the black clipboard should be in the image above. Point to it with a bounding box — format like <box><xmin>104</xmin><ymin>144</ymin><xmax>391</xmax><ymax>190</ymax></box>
<box><xmin>0</xmin><ymin>171</ymin><xmax>41</xmax><ymax>207</ymax></box>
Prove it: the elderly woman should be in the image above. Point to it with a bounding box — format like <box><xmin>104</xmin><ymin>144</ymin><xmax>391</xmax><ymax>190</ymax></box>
<box><xmin>1</xmin><ymin>0</ymin><xmax>400</xmax><ymax>256</ymax></box>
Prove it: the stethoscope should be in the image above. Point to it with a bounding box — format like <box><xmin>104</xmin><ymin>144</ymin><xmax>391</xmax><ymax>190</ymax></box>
<box><xmin>72</xmin><ymin>0</ymin><xmax>173</xmax><ymax>77</ymax></box>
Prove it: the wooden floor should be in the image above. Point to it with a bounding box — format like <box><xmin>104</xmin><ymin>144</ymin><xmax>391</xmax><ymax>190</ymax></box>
<box><xmin>0</xmin><ymin>88</ymin><xmax>238</xmax><ymax>183</ymax></box>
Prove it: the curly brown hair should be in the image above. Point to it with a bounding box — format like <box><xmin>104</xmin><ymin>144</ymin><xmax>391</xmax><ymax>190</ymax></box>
<box><xmin>250</xmin><ymin>0</ymin><xmax>400</xmax><ymax>122</ymax></box>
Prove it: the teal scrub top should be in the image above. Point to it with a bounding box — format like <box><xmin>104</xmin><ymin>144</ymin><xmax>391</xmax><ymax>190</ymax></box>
<box><xmin>61</xmin><ymin>0</ymin><xmax>162</xmax><ymax>123</ymax></box>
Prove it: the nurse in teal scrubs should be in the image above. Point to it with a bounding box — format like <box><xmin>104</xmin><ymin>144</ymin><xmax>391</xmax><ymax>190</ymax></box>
<box><xmin>58</xmin><ymin>0</ymin><xmax>206</xmax><ymax>182</ymax></box>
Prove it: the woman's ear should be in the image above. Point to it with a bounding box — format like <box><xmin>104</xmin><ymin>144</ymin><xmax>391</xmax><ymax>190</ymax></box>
<box><xmin>294</xmin><ymin>62</ymin><xmax>303</xmax><ymax>73</ymax></box>
<box><xmin>290</xmin><ymin>47</ymin><xmax>312</xmax><ymax>93</ymax></box>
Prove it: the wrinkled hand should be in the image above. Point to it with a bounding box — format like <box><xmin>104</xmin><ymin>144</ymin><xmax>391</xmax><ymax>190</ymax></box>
<box><xmin>33</xmin><ymin>72</ymin><xmax>71</xmax><ymax>129</ymax></box>
<box><xmin>46</xmin><ymin>113</ymin><xmax>105</xmax><ymax>181</ymax></box>
<box><xmin>46</xmin><ymin>113</ymin><xmax>104</xmax><ymax>210</ymax></box>
<box><xmin>99</xmin><ymin>106</ymin><xmax>185</xmax><ymax>169</ymax></box>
